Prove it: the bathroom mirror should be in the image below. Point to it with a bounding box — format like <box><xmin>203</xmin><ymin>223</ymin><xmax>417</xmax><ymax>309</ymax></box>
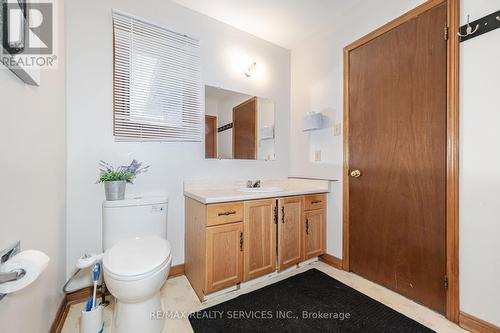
<box><xmin>205</xmin><ymin>85</ymin><xmax>276</xmax><ymax>160</ymax></box>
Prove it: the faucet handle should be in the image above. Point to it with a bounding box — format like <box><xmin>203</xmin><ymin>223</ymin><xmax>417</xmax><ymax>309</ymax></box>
<box><xmin>253</xmin><ymin>180</ymin><xmax>261</xmax><ymax>188</ymax></box>
<box><xmin>246</xmin><ymin>180</ymin><xmax>253</xmax><ymax>188</ymax></box>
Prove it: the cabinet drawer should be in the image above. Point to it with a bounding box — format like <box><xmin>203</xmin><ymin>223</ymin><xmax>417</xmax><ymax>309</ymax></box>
<box><xmin>207</xmin><ymin>202</ymin><xmax>244</xmax><ymax>226</ymax></box>
<box><xmin>304</xmin><ymin>193</ymin><xmax>326</xmax><ymax>211</ymax></box>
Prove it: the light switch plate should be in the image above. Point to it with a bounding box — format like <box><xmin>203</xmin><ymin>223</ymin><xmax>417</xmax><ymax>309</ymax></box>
<box><xmin>333</xmin><ymin>123</ymin><xmax>342</xmax><ymax>136</ymax></box>
<box><xmin>315</xmin><ymin>150</ymin><xmax>322</xmax><ymax>162</ymax></box>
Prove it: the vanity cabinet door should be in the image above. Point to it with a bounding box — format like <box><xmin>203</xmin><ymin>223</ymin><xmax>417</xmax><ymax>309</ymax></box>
<box><xmin>243</xmin><ymin>199</ymin><xmax>277</xmax><ymax>281</ymax></box>
<box><xmin>304</xmin><ymin>209</ymin><xmax>326</xmax><ymax>259</ymax></box>
<box><xmin>205</xmin><ymin>222</ymin><xmax>243</xmax><ymax>293</ymax></box>
<box><xmin>277</xmin><ymin>196</ymin><xmax>303</xmax><ymax>271</ymax></box>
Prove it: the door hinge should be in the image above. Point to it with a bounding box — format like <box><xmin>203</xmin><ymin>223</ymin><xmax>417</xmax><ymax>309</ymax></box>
<box><xmin>444</xmin><ymin>26</ymin><xmax>449</xmax><ymax>41</ymax></box>
<box><xmin>444</xmin><ymin>275</ymin><xmax>449</xmax><ymax>289</ymax></box>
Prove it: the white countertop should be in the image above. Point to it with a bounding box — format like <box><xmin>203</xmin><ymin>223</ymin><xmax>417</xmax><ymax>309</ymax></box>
<box><xmin>184</xmin><ymin>179</ymin><xmax>331</xmax><ymax>204</ymax></box>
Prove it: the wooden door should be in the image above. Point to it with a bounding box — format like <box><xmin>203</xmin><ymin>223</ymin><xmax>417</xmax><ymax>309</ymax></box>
<box><xmin>205</xmin><ymin>222</ymin><xmax>243</xmax><ymax>293</ymax></box>
<box><xmin>304</xmin><ymin>209</ymin><xmax>325</xmax><ymax>259</ymax></box>
<box><xmin>232</xmin><ymin>97</ymin><xmax>257</xmax><ymax>159</ymax></box>
<box><xmin>243</xmin><ymin>199</ymin><xmax>276</xmax><ymax>281</ymax></box>
<box><xmin>278</xmin><ymin>196</ymin><xmax>303</xmax><ymax>271</ymax></box>
<box><xmin>348</xmin><ymin>4</ymin><xmax>447</xmax><ymax>313</ymax></box>
<box><xmin>205</xmin><ymin>115</ymin><xmax>217</xmax><ymax>158</ymax></box>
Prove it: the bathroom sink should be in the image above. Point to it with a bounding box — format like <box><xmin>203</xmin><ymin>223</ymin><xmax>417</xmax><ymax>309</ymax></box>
<box><xmin>238</xmin><ymin>186</ymin><xmax>284</xmax><ymax>193</ymax></box>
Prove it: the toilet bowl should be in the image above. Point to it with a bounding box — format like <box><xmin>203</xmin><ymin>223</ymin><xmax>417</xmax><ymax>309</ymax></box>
<box><xmin>103</xmin><ymin>235</ymin><xmax>172</xmax><ymax>333</ymax></box>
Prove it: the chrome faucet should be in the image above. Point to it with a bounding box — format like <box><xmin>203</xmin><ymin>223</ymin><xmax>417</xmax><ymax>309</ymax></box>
<box><xmin>246</xmin><ymin>180</ymin><xmax>261</xmax><ymax>188</ymax></box>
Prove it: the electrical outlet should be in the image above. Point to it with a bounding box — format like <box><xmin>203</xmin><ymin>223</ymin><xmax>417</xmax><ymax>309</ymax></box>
<box><xmin>333</xmin><ymin>123</ymin><xmax>342</xmax><ymax>136</ymax></box>
<box><xmin>315</xmin><ymin>150</ymin><xmax>322</xmax><ymax>162</ymax></box>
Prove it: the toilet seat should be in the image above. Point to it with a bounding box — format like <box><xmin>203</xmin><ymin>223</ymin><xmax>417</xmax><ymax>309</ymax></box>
<box><xmin>104</xmin><ymin>254</ymin><xmax>172</xmax><ymax>282</ymax></box>
<box><xmin>103</xmin><ymin>236</ymin><xmax>172</xmax><ymax>281</ymax></box>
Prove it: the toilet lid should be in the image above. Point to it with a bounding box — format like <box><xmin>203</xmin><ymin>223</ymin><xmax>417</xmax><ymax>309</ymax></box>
<box><xmin>104</xmin><ymin>236</ymin><xmax>171</xmax><ymax>277</ymax></box>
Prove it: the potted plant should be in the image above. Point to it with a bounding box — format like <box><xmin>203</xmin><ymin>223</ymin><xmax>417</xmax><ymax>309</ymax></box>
<box><xmin>97</xmin><ymin>160</ymin><xmax>150</xmax><ymax>201</ymax></box>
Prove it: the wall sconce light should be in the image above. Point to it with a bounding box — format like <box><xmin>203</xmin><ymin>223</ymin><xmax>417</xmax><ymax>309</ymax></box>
<box><xmin>244</xmin><ymin>59</ymin><xmax>265</xmax><ymax>78</ymax></box>
<box><xmin>244</xmin><ymin>61</ymin><xmax>258</xmax><ymax>77</ymax></box>
<box><xmin>229</xmin><ymin>50</ymin><xmax>266</xmax><ymax>79</ymax></box>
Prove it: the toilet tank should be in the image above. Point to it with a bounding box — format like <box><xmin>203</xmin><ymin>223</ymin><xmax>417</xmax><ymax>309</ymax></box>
<box><xmin>102</xmin><ymin>196</ymin><xmax>168</xmax><ymax>251</ymax></box>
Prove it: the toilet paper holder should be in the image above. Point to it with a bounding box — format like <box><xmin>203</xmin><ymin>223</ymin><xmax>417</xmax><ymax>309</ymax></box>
<box><xmin>0</xmin><ymin>240</ymin><xmax>24</xmax><ymax>301</ymax></box>
<box><xmin>1</xmin><ymin>241</ymin><xmax>21</xmax><ymax>264</ymax></box>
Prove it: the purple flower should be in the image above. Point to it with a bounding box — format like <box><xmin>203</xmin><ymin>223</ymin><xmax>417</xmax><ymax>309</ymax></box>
<box><xmin>97</xmin><ymin>159</ymin><xmax>150</xmax><ymax>184</ymax></box>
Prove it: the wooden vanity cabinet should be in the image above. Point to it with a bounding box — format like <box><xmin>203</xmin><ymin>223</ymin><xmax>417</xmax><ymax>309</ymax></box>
<box><xmin>185</xmin><ymin>193</ymin><xmax>327</xmax><ymax>300</ymax></box>
<box><xmin>303</xmin><ymin>194</ymin><xmax>326</xmax><ymax>260</ymax></box>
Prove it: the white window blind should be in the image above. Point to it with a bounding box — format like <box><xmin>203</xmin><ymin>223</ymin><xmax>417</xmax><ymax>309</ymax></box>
<box><xmin>112</xmin><ymin>10</ymin><xmax>202</xmax><ymax>142</ymax></box>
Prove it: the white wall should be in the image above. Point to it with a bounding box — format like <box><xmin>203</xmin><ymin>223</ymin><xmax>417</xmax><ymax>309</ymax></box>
<box><xmin>459</xmin><ymin>0</ymin><xmax>500</xmax><ymax>327</ymax></box>
<box><xmin>66</xmin><ymin>0</ymin><xmax>290</xmax><ymax>288</ymax></box>
<box><xmin>0</xmin><ymin>2</ymin><xmax>66</xmax><ymax>331</ymax></box>
<box><xmin>205</xmin><ymin>98</ymin><xmax>218</xmax><ymax>117</ymax></box>
<box><xmin>289</xmin><ymin>0</ymin><xmax>425</xmax><ymax>258</ymax></box>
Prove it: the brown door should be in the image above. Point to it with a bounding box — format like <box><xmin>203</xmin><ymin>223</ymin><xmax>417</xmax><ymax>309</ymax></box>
<box><xmin>278</xmin><ymin>196</ymin><xmax>303</xmax><ymax>271</ymax></box>
<box><xmin>243</xmin><ymin>199</ymin><xmax>276</xmax><ymax>281</ymax></box>
<box><xmin>304</xmin><ymin>209</ymin><xmax>326</xmax><ymax>260</ymax></box>
<box><xmin>205</xmin><ymin>115</ymin><xmax>217</xmax><ymax>158</ymax></box>
<box><xmin>205</xmin><ymin>222</ymin><xmax>243</xmax><ymax>293</ymax></box>
<box><xmin>232</xmin><ymin>97</ymin><xmax>257</xmax><ymax>159</ymax></box>
<box><xmin>348</xmin><ymin>4</ymin><xmax>447</xmax><ymax>313</ymax></box>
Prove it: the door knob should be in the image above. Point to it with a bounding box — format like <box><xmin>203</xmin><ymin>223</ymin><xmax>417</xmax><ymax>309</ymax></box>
<box><xmin>350</xmin><ymin>169</ymin><xmax>362</xmax><ymax>178</ymax></box>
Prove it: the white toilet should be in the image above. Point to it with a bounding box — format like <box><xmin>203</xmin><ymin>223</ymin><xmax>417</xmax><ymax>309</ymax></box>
<box><xmin>102</xmin><ymin>197</ymin><xmax>172</xmax><ymax>333</ymax></box>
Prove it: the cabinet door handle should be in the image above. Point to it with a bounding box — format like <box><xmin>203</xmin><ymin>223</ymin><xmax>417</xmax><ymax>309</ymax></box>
<box><xmin>218</xmin><ymin>211</ymin><xmax>236</xmax><ymax>216</ymax></box>
<box><xmin>305</xmin><ymin>219</ymin><xmax>309</xmax><ymax>235</ymax></box>
<box><xmin>239</xmin><ymin>232</ymin><xmax>243</xmax><ymax>251</ymax></box>
<box><xmin>311</xmin><ymin>200</ymin><xmax>322</xmax><ymax>204</ymax></box>
<box><xmin>281</xmin><ymin>206</ymin><xmax>285</xmax><ymax>224</ymax></box>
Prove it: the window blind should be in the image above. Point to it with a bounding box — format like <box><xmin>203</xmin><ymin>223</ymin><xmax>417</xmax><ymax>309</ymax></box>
<box><xmin>112</xmin><ymin>10</ymin><xmax>202</xmax><ymax>142</ymax></box>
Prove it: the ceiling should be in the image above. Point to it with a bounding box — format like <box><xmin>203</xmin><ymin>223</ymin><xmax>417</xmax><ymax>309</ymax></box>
<box><xmin>171</xmin><ymin>0</ymin><xmax>362</xmax><ymax>49</ymax></box>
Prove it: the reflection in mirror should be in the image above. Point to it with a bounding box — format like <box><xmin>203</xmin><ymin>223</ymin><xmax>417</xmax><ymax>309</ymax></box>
<box><xmin>204</xmin><ymin>85</ymin><xmax>276</xmax><ymax>160</ymax></box>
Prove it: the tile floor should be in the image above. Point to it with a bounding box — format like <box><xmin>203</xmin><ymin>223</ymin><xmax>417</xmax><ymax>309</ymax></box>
<box><xmin>61</xmin><ymin>261</ymin><xmax>467</xmax><ymax>333</ymax></box>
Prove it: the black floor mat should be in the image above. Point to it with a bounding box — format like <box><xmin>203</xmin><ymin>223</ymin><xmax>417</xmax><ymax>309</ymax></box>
<box><xmin>189</xmin><ymin>268</ymin><xmax>435</xmax><ymax>333</ymax></box>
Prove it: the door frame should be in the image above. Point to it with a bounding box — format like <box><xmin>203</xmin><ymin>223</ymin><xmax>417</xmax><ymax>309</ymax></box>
<box><xmin>342</xmin><ymin>0</ymin><xmax>460</xmax><ymax>322</ymax></box>
<box><xmin>205</xmin><ymin>115</ymin><xmax>217</xmax><ymax>158</ymax></box>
